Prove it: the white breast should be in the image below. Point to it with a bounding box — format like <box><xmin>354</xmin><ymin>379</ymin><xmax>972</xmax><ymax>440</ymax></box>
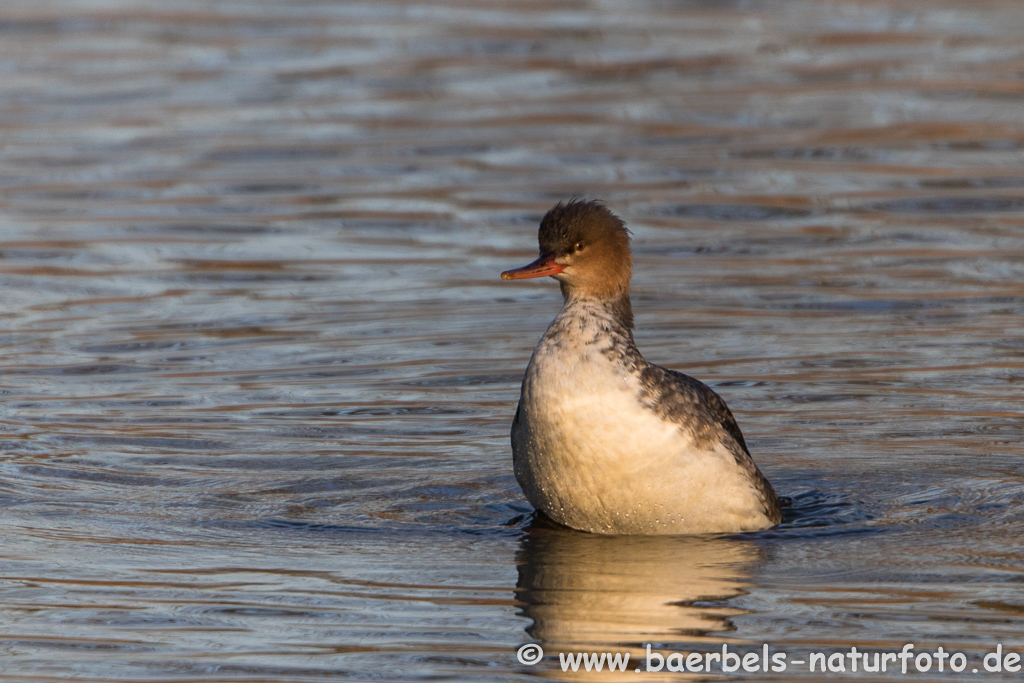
<box><xmin>512</xmin><ymin>304</ymin><xmax>774</xmax><ymax>534</ymax></box>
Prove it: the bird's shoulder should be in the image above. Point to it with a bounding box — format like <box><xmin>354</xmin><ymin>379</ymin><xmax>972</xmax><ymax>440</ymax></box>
<box><xmin>635</xmin><ymin>362</ymin><xmax>749</xmax><ymax>454</ymax></box>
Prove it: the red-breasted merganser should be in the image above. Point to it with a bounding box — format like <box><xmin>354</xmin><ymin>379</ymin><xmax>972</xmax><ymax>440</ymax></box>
<box><xmin>501</xmin><ymin>200</ymin><xmax>781</xmax><ymax>534</ymax></box>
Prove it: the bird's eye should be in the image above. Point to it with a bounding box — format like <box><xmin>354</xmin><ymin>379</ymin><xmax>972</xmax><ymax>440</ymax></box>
<box><xmin>574</xmin><ymin>241</ymin><xmax>585</xmax><ymax>251</ymax></box>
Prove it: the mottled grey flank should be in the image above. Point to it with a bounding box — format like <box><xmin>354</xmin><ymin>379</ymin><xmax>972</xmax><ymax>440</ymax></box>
<box><xmin>634</xmin><ymin>365</ymin><xmax>782</xmax><ymax>523</ymax></box>
<box><xmin>591</xmin><ymin>293</ymin><xmax>781</xmax><ymax>524</ymax></box>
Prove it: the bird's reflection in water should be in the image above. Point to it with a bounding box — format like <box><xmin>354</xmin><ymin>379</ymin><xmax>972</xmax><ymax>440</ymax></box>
<box><xmin>515</xmin><ymin>520</ymin><xmax>762</xmax><ymax>680</ymax></box>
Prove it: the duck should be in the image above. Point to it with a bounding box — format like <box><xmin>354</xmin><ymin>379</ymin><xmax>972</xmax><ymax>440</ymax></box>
<box><xmin>501</xmin><ymin>199</ymin><xmax>781</xmax><ymax>534</ymax></box>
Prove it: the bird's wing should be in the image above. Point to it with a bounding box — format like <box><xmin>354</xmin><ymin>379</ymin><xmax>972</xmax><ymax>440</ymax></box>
<box><xmin>635</xmin><ymin>364</ymin><xmax>780</xmax><ymax>520</ymax></box>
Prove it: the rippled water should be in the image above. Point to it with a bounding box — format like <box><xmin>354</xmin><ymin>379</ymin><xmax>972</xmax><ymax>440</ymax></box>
<box><xmin>2</xmin><ymin>0</ymin><xmax>1024</xmax><ymax>680</ymax></box>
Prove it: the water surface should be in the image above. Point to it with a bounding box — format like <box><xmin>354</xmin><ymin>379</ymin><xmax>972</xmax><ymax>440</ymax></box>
<box><xmin>1</xmin><ymin>0</ymin><xmax>1024</xmax><ymax>680</ymax></box>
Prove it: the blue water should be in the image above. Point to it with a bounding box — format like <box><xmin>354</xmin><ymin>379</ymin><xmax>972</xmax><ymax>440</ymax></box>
<box><xmin>0</xmin><ymin>0</ymin><xmax>1023</xmax><ymax>680</ymax></box>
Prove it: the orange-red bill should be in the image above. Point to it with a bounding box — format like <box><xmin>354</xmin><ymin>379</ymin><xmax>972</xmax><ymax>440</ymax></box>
<box><xmin>501</xmin><ymin>253</ymin><xmax>564</xmax><ymax>280</ymax></box>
